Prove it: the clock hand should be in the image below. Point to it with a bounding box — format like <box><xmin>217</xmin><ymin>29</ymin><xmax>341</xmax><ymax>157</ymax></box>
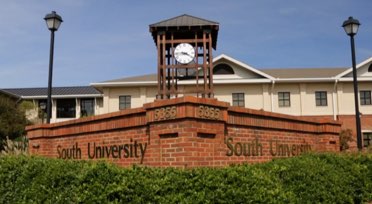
<box><xmin>182</xmin><ymin>52</ymin><xmax>193</xmax><ymax>57</ymax></box>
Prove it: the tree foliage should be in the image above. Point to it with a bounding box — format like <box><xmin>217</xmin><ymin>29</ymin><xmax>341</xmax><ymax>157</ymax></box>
<box><xmin>0</xmin><ymin>96</ymin><xmax>28</xmax><ymax>148</ymax></box>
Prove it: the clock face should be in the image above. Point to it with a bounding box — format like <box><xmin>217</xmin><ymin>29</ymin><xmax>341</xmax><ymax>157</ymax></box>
<box><xmin>174</xmin><ymin>43</ymin><xmax>195</xmax><ymax>64</ymax></box>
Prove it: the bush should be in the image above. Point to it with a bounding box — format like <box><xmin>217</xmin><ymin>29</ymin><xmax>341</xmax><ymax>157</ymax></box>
<box><xmin>0</xmin><ymin>96</ymin><xmax>28</xmax><ymax>150</ymax></box>
<box><xmin>0</xmin><ymin>154</ymin><xmax>371</xmax><ymax>203</ymax></box>
<box><xmin>0</xmin><ymin>136</ymin><xmax>28</xmax><ymax>156</ymax></box>
<box><xmin>340</xmin><ymin>129</ymin><xmax>353</xmax><ymax>151</ymax></box>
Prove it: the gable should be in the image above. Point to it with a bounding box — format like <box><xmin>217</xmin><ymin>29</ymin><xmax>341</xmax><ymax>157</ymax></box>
<box><xmin>213</xmin><ymin>54</ymin><xmax>274</xmax><ymax>80</ymax></box>
<box><xmin>336</xmin><ymin>57</ymin><xmax>372</xmax><ymax>79</ymax></box>
<box><xmin>344</xmin><ymin>62</ymin><xmax>372</xmax><ymax>78</ymax></box>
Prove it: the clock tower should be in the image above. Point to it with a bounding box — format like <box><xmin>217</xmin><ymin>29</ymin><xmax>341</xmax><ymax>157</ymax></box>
<box><xmin>149</xmin><ymin>14</ymin><xmax>219</xmax><ymax>99</ymax></box>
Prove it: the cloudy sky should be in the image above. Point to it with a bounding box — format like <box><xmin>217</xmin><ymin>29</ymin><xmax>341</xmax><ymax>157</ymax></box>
<box><xmin>0</xmin><ymin>0</ymin><xmax>371</xmax><ymax>88</ymax></box>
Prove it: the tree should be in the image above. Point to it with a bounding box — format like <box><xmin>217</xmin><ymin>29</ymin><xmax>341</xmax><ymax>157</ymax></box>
<box><xmin>0</xmin><ymin>96</ymin><xmax>28</xmax><ymax>149</ymax></box>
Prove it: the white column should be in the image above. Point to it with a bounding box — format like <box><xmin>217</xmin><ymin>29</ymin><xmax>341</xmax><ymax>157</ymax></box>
<box><xmin>262</xmin><ymin>84</ymin><xmax>270</xmax><ymax>111</ymax></box>
<box><xmin>76</xmin><ymin>98</ymin><xmax>80</xmax><ymax>119</ymax></box>
<box><xmin>140</xmin><ymin>87</ymin><xmax>146</xmax><ymax>105</ymax></box>
<box><xmin>299</xmin><ymin>83</ymin><xmax>306</xmax><ymax>116</ymax></box>
<box><xmin>103</xmin><ymin>88</ymin><xmax>110</xmax><ymax>113</ymax></box>
<box><xmin>332</xmin><ymin>80</ymin><xmax>338</xmax><ymax>120</ymax></box>
<box><xmin>52</xmin><ymin>99</ymin><xmax>56</xmax><ymax>123</ymax></box>
<box><xmin>270</xmin><ymin>81</ymin><xmax>275</xmax><ymax>112</ymax></box>
<box><xmin>94</xmin><ymin>97</ymin><xmax>98</xmax><ymax>115</ymax></box>
<box><xmin>337</xmin><ymin>83</ymin><xmax>343</xmax><ymax>115</ymax></box>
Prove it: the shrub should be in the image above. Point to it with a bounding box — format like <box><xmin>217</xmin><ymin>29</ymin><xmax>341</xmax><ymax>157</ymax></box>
<box><xmin>0</xmin><ymin>136</ymin><xmax>28</xmax><ymax>156</ymax></box>
<box><xmin>340</xmin><ymin>129</ymin><xmax>353</xmax><ymax>151</ymax></box>
<box><xmin>261</xmin><ymin>153</ymin><xmax>372</xmax><ymax>203</ymax></box>
<box><xmin>0</xmin><ymin>154</ymin><xmax>371</xmax><ymax>203</ymax></box>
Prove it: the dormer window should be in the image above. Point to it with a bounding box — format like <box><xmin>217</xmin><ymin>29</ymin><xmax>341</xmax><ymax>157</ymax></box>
<box><xmin>213</xmin><ymin>63</ymin><xmax>234</xmax><ymax>75</ymax></box>
<box><xmin>368</xmin><ymin>64</ymin><xmax>372</xmax><ymax>72</ymax></box>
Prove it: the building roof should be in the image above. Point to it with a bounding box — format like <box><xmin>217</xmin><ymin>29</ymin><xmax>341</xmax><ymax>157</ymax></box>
<box><xmin>261</xmin><ymin>67</ymin><xmax>348</xmax><ymax>79</ymax></box>
<box><xmin>92</xmin><ymin>67</ymin><xmax>349</xmax><ymax>86</ymax></box>
<box><xmin>0</xmin><ymin>89</ymin><xmax>21</xmax><ymax>99</ymax></box>
<box><xmin>149</xmin><ymin>14</ymin><xmax>219</xmax><ymax>28</ymax></box>
<box><xmin>103</xmin><ymin>74</ymin><xmax>157</xmax><ymax>83</ymax></box>
<box><xmin>1</xmin><ymin>86</ymin><xmax>102</xmax><ymax>99</ymax></box>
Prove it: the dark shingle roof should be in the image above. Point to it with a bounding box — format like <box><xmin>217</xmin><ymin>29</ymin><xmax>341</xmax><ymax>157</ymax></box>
<box><xmin>261</xmin><ymin>68</ymin><xmax>348</xmax><ymax>78</ymax></box>
<box><xmin>0</xmin><ymin>89</ymin><xmax>20</xmax><ymax>99</ymax></box>
<box><xmin>149</xmin><ymin>14</ymin><xmax>219</xmax><ymax>49</ymax></box>
<box><xmin>1</xmin><ymin>86</ymin><xmax>102</xmax><ymax>98</ymax></box>
<box><xmin>149</xmin><ymin>14</ymin><xmax>219</xmax><ymax>28</ymax></box>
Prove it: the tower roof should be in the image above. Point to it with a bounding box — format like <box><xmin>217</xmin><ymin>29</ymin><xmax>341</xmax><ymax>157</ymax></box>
<box><xmin>149</xmin><ymin>14</ymin><xmax>219</xmax><ymax>49</ymax></box>
<box><xmin>150</xmin><ymin>14</ymin><xmax>219</xmax><ymax>27</ymax></box>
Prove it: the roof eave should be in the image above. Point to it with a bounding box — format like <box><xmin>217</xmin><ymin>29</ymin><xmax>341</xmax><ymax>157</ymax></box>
<box><xmin>338</xmin><ymin>77</ymin><xmax>372</xmax><ymax>82</ymax></box>
<box><xmin>274</xmin><ymin>78</ymin><xmax>336</xmax><ymax>83</ymax></box>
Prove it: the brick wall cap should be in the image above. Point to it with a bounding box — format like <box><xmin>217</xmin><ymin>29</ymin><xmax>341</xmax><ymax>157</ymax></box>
<box><xmin>144</xmin><ymin>96</ymin><xmax>230</xmax><ymax>109</ymax></box>
<box><xmin>26</xmin><ymin>107</ymin><xmax>146</xmax><ymax>131</ymax></box>
<box><xmin>228</xmin><ymin>106</ymin><xmax>341</xmax><ymax>126</ymax></box>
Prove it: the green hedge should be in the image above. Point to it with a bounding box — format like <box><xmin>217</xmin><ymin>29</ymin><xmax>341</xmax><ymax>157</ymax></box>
<box><xmin>0</xmin><ymin>153</ymin><xmax>371</xmax><ymax>203</ymax></box>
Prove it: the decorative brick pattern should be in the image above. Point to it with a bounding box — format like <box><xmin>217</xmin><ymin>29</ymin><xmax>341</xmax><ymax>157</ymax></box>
<box><xmin>27</xmin><ymin>96</ymin><xmax>341</xmax><ymax>167</ymax></box>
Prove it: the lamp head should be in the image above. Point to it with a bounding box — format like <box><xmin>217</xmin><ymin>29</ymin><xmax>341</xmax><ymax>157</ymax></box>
<box><xmin>342</xmin><ymin>16</ymin><xmax>360</xmax><ymax>36</ymax></box>
<box><xmin>44</xmin><ymin>11</ymin><xmax>63</xmax><ymax>31</ymax></box>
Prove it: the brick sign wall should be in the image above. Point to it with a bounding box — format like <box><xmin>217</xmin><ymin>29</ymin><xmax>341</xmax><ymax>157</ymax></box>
<box><xmin>27</xmin><ymin>96</ymin><xmax>340</xmax><ymax>168</ymax></box>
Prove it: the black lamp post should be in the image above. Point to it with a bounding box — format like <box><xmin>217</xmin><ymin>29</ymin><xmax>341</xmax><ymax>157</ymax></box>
<box><xmin>44</xmin><ymin>11</ymin><xmax>63</xmax><ymax>124</ymax></box>
<box><xmin>342</xmin><ymin>16</ymin><xmax>362</xmax><ymax>150</ymax></box>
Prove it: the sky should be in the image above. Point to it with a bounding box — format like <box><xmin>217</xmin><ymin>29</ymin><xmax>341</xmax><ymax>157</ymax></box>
<box><xmin>0</xmin><ymin>0</ymin><xmax>371</xmax><ymax>88</ymax></box>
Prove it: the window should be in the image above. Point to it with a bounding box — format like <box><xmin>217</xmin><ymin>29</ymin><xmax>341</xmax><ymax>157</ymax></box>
<box><xmin>81</xmin><ymin>98</ymin><xmax>95</xmax><ymax>117</ymax></box>
<box><xmin>360</xmin><ymin>91</ymin><xmax>371</xmax><ymax>105</ymax></box>
<box><xmin>119</xmin><ymin>95</ymin><xmax>131</xmax><ymax>110</ymax></box>
<box><xmin>232</xmin><ymin>93</ymin><xmax>245</xmax><ymax>107</ymax></box>
<box><xmin>278</xmin><ymin>92</ymin><xmax>290</xmax><ymax>107</ymax></box>
<box><xmin>57</xmin><ymin>99</ymin><xmax>76</xmax><ymax>118</ymax></box>
<box><xmin>368</xmin><ymin>64</ymin><xmax>372</xmax><ymax>72</ymax></box>
<box><xmin>315</xmin><ymin>91</ymin><xmax>327</xmax><ymax>106</ymax></box>
<box><xmin>363</xmin><ymin>133</ymin><xmax>372</xmax><ymax>147</ymax></box>
<box><xmin>213</xmin><ymin>63</ymin><xmax>235</xmax><ymax>75</ymax></box>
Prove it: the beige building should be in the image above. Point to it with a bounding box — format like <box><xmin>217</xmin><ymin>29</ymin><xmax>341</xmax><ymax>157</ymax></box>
<box><xmin>89</xmin><ymin>54</ymin><xmax>372</xmax><ymax>149</ymax></box>
<box><xmin>2</xmin><ymin>54</ymin><xmax>372</xmax><ymax>148</ymax></box>
<box><xmin>90</xmin><ymin>54</ymin><xmax>372</xmax><ymax>117</ymax></box>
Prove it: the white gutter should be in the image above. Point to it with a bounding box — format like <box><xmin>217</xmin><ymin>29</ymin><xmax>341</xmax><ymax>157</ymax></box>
<box><xmin>91</xmin><ymin>79</ymin><xmax>273</xmax><ymax>87</ymax></box>
<box><xmin>275</xmin><ymin>78</ymin><xmax>335</xmax><ymax>83</ymax></box>
<box><xmin>338</xmin><ymin>77</ymin><xmax>372</xmax><ymax>82</ymax></box>
<box><xmin>198</xmin><ymin>79</ymin><xmax>272</xmax><ymax>84</ymax></box>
